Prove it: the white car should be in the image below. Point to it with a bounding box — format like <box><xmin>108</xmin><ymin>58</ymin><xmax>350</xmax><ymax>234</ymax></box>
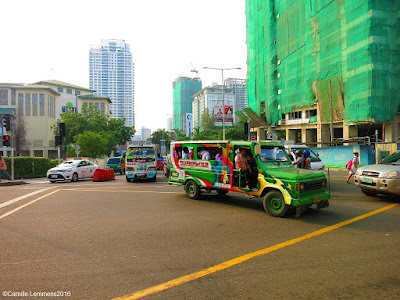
<box><xmin>47</xmin><ymin>160</ymin><xmax>98</xmax><ymax>183</ymax></box>
<box><xmin>285</xmin><ymin>145</ymin><xmax>326</xmax><ymax>173</ymax></box>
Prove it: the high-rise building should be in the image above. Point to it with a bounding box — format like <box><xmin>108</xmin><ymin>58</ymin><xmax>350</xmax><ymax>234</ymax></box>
<box><xmin>225</xmin><ymin>78</ymin><xmax>247</xmax><ymax>122</ymax></box>
<box><xmin>246</xmin><ymin>0</ymin><xmax>400</xmax><ymax>145</ymax></box>
<box><xmin>89</xmin><ymin>39</ymin><xmax>135</xmax><ymax>127</ymax></box>
<box><xmin>140</xmin><ymin>127</ymin><xmax>152</xmax><ymax>141</ymax></box>
<box><xmin>172</xmin><ymin>77</ymin><xmax>202</xmax><ymax>133</ymax></box>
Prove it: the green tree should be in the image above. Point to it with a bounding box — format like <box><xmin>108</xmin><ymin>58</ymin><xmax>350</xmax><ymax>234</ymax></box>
<box><xmin>201</xmin><ymin>108</ymin><xmax>215</xmax><ymax>130</ymax></box>
<box><xmin>76</xmin><ymin>131</ymin><xmax>108</xmax><ymax>158</ymax></box>
<box><xmin>55</xmin><ymin>106</ymin><xmax>135</xmax><ymax>156</ymax></box>
<box><xmin>151</xmin><ymin>129</ymin><xmax>171</xmax><ymax>152</ymax></box>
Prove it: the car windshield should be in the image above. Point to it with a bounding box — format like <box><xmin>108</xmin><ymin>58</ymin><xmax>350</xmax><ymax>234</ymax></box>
<box><xmin>381</xmin><ymin>152</ymin><xmax>400</xmax><ymax>165</ymax></box>
<box><xmin>107</xmin><ymin>158</ymin><xmax>120</xmax><ymax>164</ymax></box>
<box><xmin>291</xmin><ymin>147</ymin><xmax>321</xmax><ymax>162</ymax></box>
<box><xmin>260</xmin><ymin>146</ymin><xmax>290</xmax><ymax>163</ymax></box>
<box><xmin>59</xmin><ymin>161</ymin><xmax>79</xmax><ymax>167</ymax></box>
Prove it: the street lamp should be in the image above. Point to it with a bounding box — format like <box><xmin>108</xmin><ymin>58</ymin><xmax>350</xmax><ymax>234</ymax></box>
<box><xmin>203</xmin><ymin>66</ymin><xmax>241</xmax><ymax>140</ymax></box>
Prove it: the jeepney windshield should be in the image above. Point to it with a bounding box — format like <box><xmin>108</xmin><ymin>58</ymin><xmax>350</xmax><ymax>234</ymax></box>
<box><xmin>127</xmin><ymin>147</ymin><xmax>156</xmax><ymax>161</ymax></box>
<box><xmin>260</xmin><ymin>146</ymin><xmax>291</xmax><ymax>163</ymax></box>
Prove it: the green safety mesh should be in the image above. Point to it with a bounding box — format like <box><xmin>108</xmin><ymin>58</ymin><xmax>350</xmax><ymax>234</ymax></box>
<box><xmin>246</xmin><ymin>0</ymin><xmax>400</xmax><ymax>125</ymax></box>
<box><xmin>172</xmin><ymin>78</ymin><xmax>202</xmax><ymax>130</ymax></box>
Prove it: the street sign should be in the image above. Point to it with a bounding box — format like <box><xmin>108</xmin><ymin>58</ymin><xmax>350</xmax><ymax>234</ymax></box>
<box><xmin>251</xmin><ymin>136</ymin><xmax>256</xmax><ymax>141</ymax></box>
<box><xmin>75</xmin><ymin>144</ymin><xmax>81</xmax><ymax>156</ymax></box>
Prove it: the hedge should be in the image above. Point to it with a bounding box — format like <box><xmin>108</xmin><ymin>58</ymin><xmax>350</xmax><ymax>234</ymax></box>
<box><xmin>1</xmin><ymin>157</ymin><xmax>59</xmax><ymax>179</ymax></box>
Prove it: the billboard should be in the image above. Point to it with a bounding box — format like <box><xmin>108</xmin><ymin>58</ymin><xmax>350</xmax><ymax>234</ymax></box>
<box><xmin>185</xmin><ymin>113</ymin><xmax>192</xmax><ymax>137</ymax></box>
<box><xmin>214</xmin><ymin>104</ymin><xmax>233</xmax><ymax>127</ymax></box>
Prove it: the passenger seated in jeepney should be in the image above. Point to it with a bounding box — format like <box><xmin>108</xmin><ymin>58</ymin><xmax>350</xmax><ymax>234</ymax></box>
<box><xmin>234</xmin><ymin>148</ymin><xmax>256</xmax><ymax>189</ymax></box>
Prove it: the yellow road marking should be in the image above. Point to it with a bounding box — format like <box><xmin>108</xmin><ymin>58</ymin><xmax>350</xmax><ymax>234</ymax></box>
<box><xmin>61</xmin><ymin>188</ymin><xmax>178</xmax><ymax>194</ymax></box>
<box><xmin>0</xmin><ymin>190</ymin><xmax>60</xmax><ymax>221</ymax></box>
<box><xmin>112</xmin><ymin>203</ymin><xmax>399</xmax><ymax>300</ymax></box>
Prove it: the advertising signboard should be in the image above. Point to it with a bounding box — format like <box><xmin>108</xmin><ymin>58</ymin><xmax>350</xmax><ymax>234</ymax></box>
<box><xmin>185</xmin><ymin>113</ymin><xmax>192</xmax><ymax>137</ymax></box>
<box><xmin>214</xmin><ymin>104</ymin><xmax>233</xmax><ymax>127</ymax></box>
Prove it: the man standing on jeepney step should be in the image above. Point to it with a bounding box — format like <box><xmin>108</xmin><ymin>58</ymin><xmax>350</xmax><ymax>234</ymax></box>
<box><xmin>235</xmin><ymin>148</ymin><xmax>252</xmax><ymax>189</ymax></box>
<box><xmin>0</xmin><ymin>156</ymin><xmax>12</xmax><ymax>182</ymax></box>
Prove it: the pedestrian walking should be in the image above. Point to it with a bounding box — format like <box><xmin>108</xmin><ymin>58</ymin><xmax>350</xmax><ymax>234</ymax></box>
<box><xmin>346</xmin><ymin>152</ymin><xmax>359</xmax><ymax>183</ymax></box>
<box><xmin>303</xmin><ymin>150</ymin><xmax>312</xmax><ymax>170</ymax></box>
<box><xmin>294</xmin><ymin>149</ymin><xmax>305</xmax><ymax>169</ymax></box>
<box><xmin>0</xmin><ymin>155</ymin><xmax>12</xmax><ymax>181</ymax></box>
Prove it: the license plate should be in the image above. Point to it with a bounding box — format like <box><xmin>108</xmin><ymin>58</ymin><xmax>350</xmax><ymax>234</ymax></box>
<box><xmin>313</xmin><ymin>196</ymin><xmax>321</xmax><ymax>204</ymax></box>
<box><xmin>50</xmin><ymin>175</ymin><xmax>57</xmax><ymax>178</ymax></box>
<box><xmin>361</xmin><ymin>177</ymin><xmax>373</xmax><ymax>184</ymax></box>
<box><xmin>137</xmin><ymin>173</ymin><xmax>145</xmax><ymax>177</ymax></box>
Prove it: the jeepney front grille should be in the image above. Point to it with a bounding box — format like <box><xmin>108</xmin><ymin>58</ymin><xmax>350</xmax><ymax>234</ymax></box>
<box><xmin>302</xmin><ymin>179</ymin><xmax>326</xmax><ymax>192</ymax></box>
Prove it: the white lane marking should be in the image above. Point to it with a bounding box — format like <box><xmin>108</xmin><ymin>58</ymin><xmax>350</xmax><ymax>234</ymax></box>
<box><xmin>0</xmin><ymin>187</ymin><xmax>55</xmax><ymax>209</ymax></box>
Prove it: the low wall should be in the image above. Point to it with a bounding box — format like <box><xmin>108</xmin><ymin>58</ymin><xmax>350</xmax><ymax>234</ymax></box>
<box><xmin>311</xmin><ymin>145</ymin><xmax>375</xmax><ymax>168</ymax></box>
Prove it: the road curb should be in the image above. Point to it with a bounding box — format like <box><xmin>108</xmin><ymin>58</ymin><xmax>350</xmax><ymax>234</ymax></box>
<box><xmin>0</xmin><ymin>180</ymin><xmax>27</xmax><ymax>187</ymax></box>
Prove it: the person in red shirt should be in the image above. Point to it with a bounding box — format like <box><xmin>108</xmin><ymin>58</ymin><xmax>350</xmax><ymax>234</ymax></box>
<box><xmin>0</xmin><ymin>156</ymin><xmax>12</xmax><ymax>181</ymax></box>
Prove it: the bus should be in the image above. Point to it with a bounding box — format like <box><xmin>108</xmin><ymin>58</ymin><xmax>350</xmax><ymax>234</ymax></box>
<box><xmin>169</xmin><ymin>141</ymin><xmax>330</xmax><ymax>217</ymax></box>
<box><xmin>125</xmin><ymin>143</ymin><xmax>157</xmax><ymax>182</ymax></box>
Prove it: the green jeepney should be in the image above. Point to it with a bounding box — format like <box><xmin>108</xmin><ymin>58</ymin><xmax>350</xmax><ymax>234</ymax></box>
<box><xmin>169</xmin><ymin>141</ymin><xmax>330</xmax><ymax>217</ymax></box>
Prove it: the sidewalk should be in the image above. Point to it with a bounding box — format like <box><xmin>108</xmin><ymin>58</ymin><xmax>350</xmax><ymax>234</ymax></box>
<box><xmin>0</xmin><ymin>177</ymin><xmax>49</xmax><ymax>186</ymax></box>
<box><xmin>0</xmin><ymin>179</ymin><xmax>27</xmax><ymax>186</ymax></box>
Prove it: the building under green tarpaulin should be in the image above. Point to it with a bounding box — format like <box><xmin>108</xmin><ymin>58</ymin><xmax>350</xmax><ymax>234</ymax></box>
<box><xmin>245</xmin><ymin>0</ymin><xmax>400</xmax><ymax>145</ymax></box>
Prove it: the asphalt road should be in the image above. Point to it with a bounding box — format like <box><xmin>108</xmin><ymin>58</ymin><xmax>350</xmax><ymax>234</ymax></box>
<box><xmin>0</xmin><ymin>171</ymin><xmax>399</xmax><ymax>300</ymax></box>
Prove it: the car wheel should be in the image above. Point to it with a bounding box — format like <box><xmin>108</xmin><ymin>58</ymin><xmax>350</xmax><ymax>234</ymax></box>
<box><xmin>186</xmin><ymin>180</ymin><xmax>201</xmax><ymax>199</ymax></box>
<box><xmin>71</xmin><ymin>173</ymin><xmax>79</xmax><ymax>182</ymax></box>
<box><xmin>361</xmin><ymin>188</ymin><xmax>378</xmax><ymax>197</ymax></box>
<box><xmin>50</xmin><ymin>181</ymin><xmax>56</xmax><ymax>184</ymax></box>
<box><xmin>263</xmin><ymin>191</ymin><xmax>288</xmax><ymax>217</ymax></box>
<box><xmin>217</xmin><ymin>190</ymin><xmax>229</xmax><ymax>196</ymax></box>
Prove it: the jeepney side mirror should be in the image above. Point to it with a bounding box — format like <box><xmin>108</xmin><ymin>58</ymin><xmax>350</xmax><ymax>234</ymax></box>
<box><xmin>254</xmin><ymin>145</ymin><xmax>262</xmax><ymax>156</ymax></box>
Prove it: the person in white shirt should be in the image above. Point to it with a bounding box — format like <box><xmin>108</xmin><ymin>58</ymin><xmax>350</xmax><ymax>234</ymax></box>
<box><xmin>346</xmin><ymin>152</ymin><xmax>359</xmax><ymax>183</ymax></box>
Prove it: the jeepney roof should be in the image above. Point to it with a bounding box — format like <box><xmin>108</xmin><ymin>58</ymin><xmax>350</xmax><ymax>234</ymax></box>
<box><xmin>172</xmin><ymin>140</ymin><xmax>260</xmax><ymax>147</ymax></box>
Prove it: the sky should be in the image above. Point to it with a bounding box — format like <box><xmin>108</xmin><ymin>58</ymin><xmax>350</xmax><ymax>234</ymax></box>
<box><xmin>0</xmin><ymin>0</ymin><xmax>247</xmax><ymax>132</ymax></box>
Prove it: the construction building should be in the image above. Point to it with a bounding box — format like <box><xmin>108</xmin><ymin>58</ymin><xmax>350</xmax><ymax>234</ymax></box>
<box><xmin>172</xmin><ymin>77</ymin><xmax>202</xmax><ymax>133</ymax></box>
<box><xmin>245</xmin><ymin>0</ymin><xmax>400</xmax><ymax>146</ymax></box>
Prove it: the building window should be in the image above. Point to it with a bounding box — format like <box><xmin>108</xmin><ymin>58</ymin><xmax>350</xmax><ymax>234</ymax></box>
<box><xmin>39</xmin><ymin>94</ymin><xmax>45</xmax><ymax>116</ymax></box>
<box><xmin>25</xmin><ymin>94</ymin><xmax>31</xmax><ymax>116</ymax></box>
<box><xmin>75</xmin><ymin>90</ymin><xmax>81</xmax><ymax>96</ymax></box>
<box><xmin>0</xmin><ymin>90</ymin><xmax>8</xmax><ymax>105</ymax></box>
<box><xmin>32</xmin><ymin>94</ymin><xmax>38</xmax><ymax>116</ymax></box>
<box><xmin>57</xmin><ymin>87</ymin><xmax>63</xmax><ymax>93</ymax></box>
<box><xmin>289</xmin><ymin>111</ymin><xmax>302</xmax><ymax>119</ymax></box>
<box><xmin>66</xmin><ymin>88</ymin><xmax>72</xmax><ymax>94</ymax></box>
<box><xmin>18</xmin><ymin>93</ymin><xmax>24</xmax><ymax>115</ymax></box>
<box><xmin>100</xmin><ymin>103</ymin><xmax>105</xmax><ymax>115</ymax></box>
<box><xmin>95</xmin><ymin>102</ymin><xmax>99</xmax><ymax>110</ymax></box>
<box><xmin>11</xmin><ymin>90</ymin><xmax>16</xmax><ymax>105</ymax></box>
<box><xmin>306</xmin><ymin>109</ymin><xmax>317</xmax><ymax>118</ymax></box>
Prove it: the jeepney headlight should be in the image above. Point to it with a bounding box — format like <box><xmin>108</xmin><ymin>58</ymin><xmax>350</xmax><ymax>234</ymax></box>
<box><xmin>300</xmin><ymin>183</ymin><xmax>305</xmax><ymax>191</ymax></box>
<box><xmin>322</xmin><ymin>180</ymin><xmax>327</xmax><ymax>187</ymax></box>
<box><xmin>383</xmin><ymin>171</ymin><xmax>400</xmax><ymax>179</ymax></box>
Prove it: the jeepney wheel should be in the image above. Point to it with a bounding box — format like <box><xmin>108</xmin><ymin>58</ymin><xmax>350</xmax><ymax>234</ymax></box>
<box><xmin>263</xmin><ymin>191</ymin><xmax>288</xmax><ymax>217</ymax></box>
<box><xmin>217</xmin><ymin>190</ymin><xmax>229</xmax><ymax>196</ymax></box>
<box><xmin>150</xmin><ymin>176</ymin><xmax>156</xmax><ymax>182</ymax></box>
<box><xmin>126</xmin><ymin>177</ymin><xmax>131</xmax><ymax>182</ymax></box>
<box><xmin>71</xmin><ymin>173</ymin><xmax>79</xmax><ymax>182</ymax></box>
<box><xmin>361</xmin><ymin>188</ymin><xmax>377</xmax><ymax>197</ymax></box>
<box><xmin>186</xmin><ymin>180</ymin><xmax>200</xmax><ymax>199</ymax></box>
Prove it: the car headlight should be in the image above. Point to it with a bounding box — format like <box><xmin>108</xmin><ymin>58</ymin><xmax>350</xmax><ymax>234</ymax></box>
<box><xmin>356</xmin><ymin>169</ymin><xmax>362</xmax><ymax>175</ymax></box>
<box><xmin>383</xmin><ymin>171</ymin><xmax>400</xmax><ymax>179</ymax></box>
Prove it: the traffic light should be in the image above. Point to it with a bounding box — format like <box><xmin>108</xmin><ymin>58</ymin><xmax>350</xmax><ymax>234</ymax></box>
<box><xmin>3</xmin><ymin>115</ymin><xmax>11</xmax><ymax>131</ymax></box>
<box><xmin>244</xmin><ymin>122</ymin><xmax>249</xmax><ymax>136</ymax></box>
<box><xmin>2</xmin><ymin>135</ymin><xmax>10</xmax><ymax>147</ymax></box>
<box><xmin>58</xmin><ymin>123</ymin><xmax>66</xmax><ymax>137</ymax></box>
<box><xmin>55</xmin><ymin>135</ymin><xmax>62</xmax><ymax>146</ymax></box>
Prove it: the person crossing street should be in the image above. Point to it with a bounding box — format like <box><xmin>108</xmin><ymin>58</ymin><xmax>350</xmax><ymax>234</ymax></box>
<box><xmin>0</xmin><ymin>155</ymin><xmax>12</xmax><ymax>181</ymax></box>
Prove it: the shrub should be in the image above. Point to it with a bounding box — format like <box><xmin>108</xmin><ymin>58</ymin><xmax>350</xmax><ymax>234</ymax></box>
<box><xmin>1</xmin><ymin>157</ymin><xmax>60</xmax><ymax>179</ymax></box>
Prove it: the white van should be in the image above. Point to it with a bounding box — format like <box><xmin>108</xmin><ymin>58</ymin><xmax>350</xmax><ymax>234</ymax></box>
<box><xmin>285</xmin><ymin>145</ymin><xmax>325</xmax><ymax>173</ymax></box>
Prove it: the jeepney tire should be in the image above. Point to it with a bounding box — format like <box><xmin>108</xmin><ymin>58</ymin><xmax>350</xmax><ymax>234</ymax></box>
<box><xmin>71</xmin><ymin>173</ymin><xmax>79</xmax><ymax>182</ymax></box>
<box><xmin>361</xmin><ymin>188</ymin><xmax>377</xmax><ymax>197</ymax></box>
<box><xmin>263</xmin><ymin>191</ymin><xmax>288</xmax><ymax>217</ymax></box>
<box><xmin>186</xmin><ymin>180</ymin><xmax>201</xmax><ymax>199</ymax></box>
<box><xmin>150</xmin><ymin>176</ymin><xmax>156</xmax><ymax>182</ymax></box>
<box><xmin>50</xmin><ymin>181</ymin><xmax>56</xmax><ymax>184</ymax></box>
<box><xmin>217</xmin><ymin>190</ymin><xmax>229</xmax><ymax>196</ymax></box>
<box><xmin>126</xmin><ymin>177</ymin><xmax>131</xmax><ymax>182</ymax></box>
